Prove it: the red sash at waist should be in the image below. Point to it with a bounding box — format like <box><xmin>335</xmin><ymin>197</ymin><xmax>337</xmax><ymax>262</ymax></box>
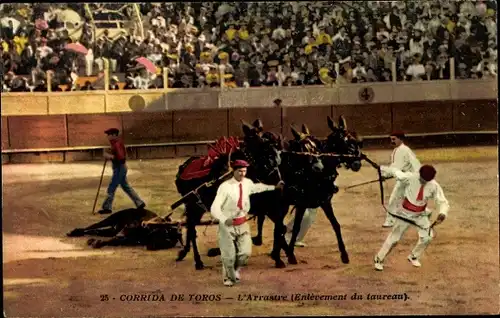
<box><xmin>402</xmin><ymin>198</ymin><xmax>427</xmax><ymax>213</ymax></box>
<box><xmin>232</xmin><ymin>216</ymin><xmax>247</xmax><ymax>226</ymax></box>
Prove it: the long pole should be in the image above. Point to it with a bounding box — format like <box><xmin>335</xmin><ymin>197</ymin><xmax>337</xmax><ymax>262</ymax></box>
<box><xmin>92</xmin><ymin>160</ymin><xmax>107</xmax><ymax>214</ymax></box>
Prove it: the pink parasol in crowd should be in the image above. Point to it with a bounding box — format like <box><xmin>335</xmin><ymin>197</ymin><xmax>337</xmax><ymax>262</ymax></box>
<box><xmin>64</xmin><ymin>43</ymin><xmax>88</xmax><ymax>55</ymax></box>
<box><xmin>135</xmin><ymin>57</ymin><xmax>157</xmax><ymax>73</ymax></box>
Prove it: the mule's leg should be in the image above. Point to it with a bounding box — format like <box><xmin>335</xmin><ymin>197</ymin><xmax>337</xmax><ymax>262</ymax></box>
<box><xmin>287</xmin><ymin>207</ymin><xmax>306</xmax><ymax>265</ymax></box>
<box><xmin>251</xmin><ymin>214</ymin><xmax>266</xmax><ymax>246</ymax></box>
<box><xmin>86</xmin><ymin>209</ymin><xmax>136</xmax><ymax>230</ymax></box>
<box><xmin>177</xmin><ymin>229</ymin><xmax>185</xmax><ymax>248</ymax></box>
<box><xmin>321</xmin><ymin>202</ymin><xmax>349</xmax><ymax>264</ymax></box>
<box><xmin>88</xmin><ymin>236</ymin><xmax>129</xmax><ymax>248</ymax></box>
<box><xmin>280</xmin><ymin>230</ymin><xmax>294</xmax><ymax>263</ymax></box>
<box><xmin>268</xmin><ymin>205</ymin><xmax>290</xmax><ymax>268</ymax></box>
<box><xmin>275</xmin><ymin>206</ymin><xmax>297</xmax><ymax>265</ymax></box>
<box><xmin>83</xmin><ymin>228</ymin><xmax>117</xmax><ymax>237</ymax></box>
<box><xmin>176</xmin><ymin>221</ymin><xmax>192</xmax><ymax>262</ymax></box>
<box><xmin>190</xmin><ymin>226</ymin><xmax>205</xmax><ymax>270</ymax></box>
<box><xmin>270</xmin><ymin>221</ymin><xmax>287</xmax><ymax>268</ymax></box>
<box><xmin>67</xmin><ymin>211</ymin><xmax>130</xmax><ymax>237</ymax></box>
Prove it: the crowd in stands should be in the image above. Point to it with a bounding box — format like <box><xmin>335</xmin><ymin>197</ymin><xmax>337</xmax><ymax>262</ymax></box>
<box><xmin>1</xmin><ymin>1</ymin><xmax>497</xmax><ymax>92</ymax></box>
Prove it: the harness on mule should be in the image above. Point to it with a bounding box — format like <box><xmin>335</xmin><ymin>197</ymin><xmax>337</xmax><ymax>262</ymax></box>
<box><xmin>168</xmin><ymin>148</ymin><xmax>236</xmax><ymax>236</ymax></box>
<box><xmin>140</xmin><ymin>221</ymin><xmax>185</xmax><ymax>249</ymax></box>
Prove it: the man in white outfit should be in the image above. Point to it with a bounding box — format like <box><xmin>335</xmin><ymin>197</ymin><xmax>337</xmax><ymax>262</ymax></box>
<box><xmin>382</xmin><ymin>131</ymin><xmax>421</xmax><ymax>227</ymax></box>
<box><xmin>285</xmin><ymin>208</ymin><xmax>317</xmax><ymax>247</ymax></box>
<box><xmin>374</xmin><ymin>165</ymin><xmax>450</xmax><ymax>271</ymax></box>
<box><xmin>211</xmin><ymin>160</ymin><xmax>285</xmax><ymax>286</ymax></box>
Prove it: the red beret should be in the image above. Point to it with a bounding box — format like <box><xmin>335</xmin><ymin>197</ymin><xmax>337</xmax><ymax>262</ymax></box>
<box><xmin>390</xmin><ymin>130</ymin><xmax>406</xmax><ymax>139</ymax></box>
<box><xmin>232</xmin><ymin>160</ymin><xmax>250</xmax><ymax>169</ymax></box>
<box><xmin>419</xmin><ymin>165</ymin><xmax>436</xmax><ymax>181</ymax></box>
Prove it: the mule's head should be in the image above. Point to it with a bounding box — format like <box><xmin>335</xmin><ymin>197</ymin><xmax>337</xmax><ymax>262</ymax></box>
<box><xmin>325</xmin><ymin>115</ymin><xmax>363</xmax><ymax>172</ymax></box>
<box><xmin>288</xmin><ymin>123</ymin><xmax>324</xmax><ymax>173</ymax></box>
<box><xmin>241</xmin><ymin>119</ymin><xmax>283</xmax><ymax>182</ymax></box>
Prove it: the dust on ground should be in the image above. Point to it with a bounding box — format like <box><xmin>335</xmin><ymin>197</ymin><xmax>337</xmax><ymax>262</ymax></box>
<box><xmin>2</xmin><ymin>146</ymin><xmax>499</xmax><ymax>316</ymax></box>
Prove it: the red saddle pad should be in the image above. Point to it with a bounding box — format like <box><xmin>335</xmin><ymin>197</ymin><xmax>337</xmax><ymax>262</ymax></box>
<box><xmin>178</xmin><ymin>136</ymin><xmax>241</xmax><ymax>181</ymax></box>
<box><xmin>179</xmin><ymin>157</ymin><xmax>214</xmax><ymax>181</ymax></box>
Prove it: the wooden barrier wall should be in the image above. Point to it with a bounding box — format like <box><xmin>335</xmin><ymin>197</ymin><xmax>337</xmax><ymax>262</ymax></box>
<box><xmin>1</xmin><ymin>99</ymin><xmax>497</xmax><ymax>152</ymax></box>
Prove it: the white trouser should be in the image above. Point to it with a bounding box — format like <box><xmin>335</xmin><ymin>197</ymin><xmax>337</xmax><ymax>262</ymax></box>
<box><xmin>95</xmin><ymin>58</ymin><xmax>117</xmax><ymax>72</ymax></box>
<box><xmin>286</xmin><ymin>208</ymin><xmax>318</xmax><ymax>242</ymax></box>
<box><xmin>385</xmin><ymin>180</ymin><xmax>405</xmax><ymax>223</ymax></box>
<box><xmin>218</xmin><ymin>222</ymin><xmax>252</xmax><ymax>282</ymax></box>
<box><xmin>376</xmin><ymin>209</ymin><xmax>432</xmax><ymax>261</ymax></box>
<box><xmin>85</xmin><ymin>55</ymin><xmax>94</xmax><ymax>76</ymax></box>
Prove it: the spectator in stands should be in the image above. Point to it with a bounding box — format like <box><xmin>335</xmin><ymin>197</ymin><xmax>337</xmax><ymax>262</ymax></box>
<box><xmin>352</xmin><ymin>59</ymin><xmax>367</xmax><ymax>80</ymax></box>
<box><xmin>33</xmin><ymin>79</ymin><xmax>47</xmax><ymax>91</ymax></box>
<box><xmin>456</xmin><ymin>62</ymin><xmax>468</xmax><ymax>79</ymax></box>
<box><xmin>406</xmin><ymin>54</ymin><xmax>426</xmax><ymax>80</ymax></box>
<box><xmin>109</xmin><ymin>76</ymin><xmax>120</xmax><ymax>90</ymax></box>
<box><xmin>81</xmin><ymin>80</ymin><xmax>95</xmax><ymax>90</ymax></box>
<box><xmin>476</xmin><ymin>51</ymin><xmax>497</xmax><ymax>76</ymax></box>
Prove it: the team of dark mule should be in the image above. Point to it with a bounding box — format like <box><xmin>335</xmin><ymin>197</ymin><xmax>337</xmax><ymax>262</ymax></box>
<box><xmin>68</xmin><ymin>116</ymin><xmax>382</xmax><ymax>270</ymax></box>
<box><xmin>207</xmin><ymin>116</ymin><xmax>367</xmax><ymax>268</ymax></box>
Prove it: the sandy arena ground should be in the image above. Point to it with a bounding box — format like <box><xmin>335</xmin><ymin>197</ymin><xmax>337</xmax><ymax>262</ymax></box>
<box><xmin>2</xmin><ymin>146</ymin><xmax>499</xmax><ymax>316</ymax></box>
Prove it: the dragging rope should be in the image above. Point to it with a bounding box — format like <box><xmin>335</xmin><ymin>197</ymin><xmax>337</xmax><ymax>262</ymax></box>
<box><xmin>345</xmin><ymin>177</ymin><xmax>394</xmax><ymax>191</ymax></box>
<box><xmin>359</xmin><ymin>153</ymin><xmax>440</xmax><ymax>237</ymax></box>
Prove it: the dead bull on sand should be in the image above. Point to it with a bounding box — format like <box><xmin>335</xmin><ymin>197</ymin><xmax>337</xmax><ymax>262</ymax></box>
<box><xmin>66</xmin><ymin>208</ymin><xmax>210</xmax><ymax>251</ymax></box>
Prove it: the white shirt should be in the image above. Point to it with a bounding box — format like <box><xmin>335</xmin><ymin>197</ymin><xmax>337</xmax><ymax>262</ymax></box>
<box><xmin>128</xmin><ymin>75</ymin><xmax>151</xmax><ymax>89</ymax></box>
<box><xmin>414</xmin><ymin>20</ymin><xmax>426</xmax><ymax>32</ymax></box>
<box><xmin>409</xmin><ymin>38</ymin><xmax>424</xmax><ymax>56</ymax></box>
<box><xmin>406</xmin><ymin>63</ymin><xmax>425</xmax><ymax>79</ymax></box>
<box><xmin>384</xmin><ymin>143</ymin><xmax>421</xmax><ymax>177</ymax></box>
<box><xmin>210</xmin><ymin>177</ymin><xmax>275</xmax><ymax>225</ymax></box>
<box><xmin>148</xmin><ymin>53</ymin><xmax>163</xmax><ymax>64</ymax></box>
<box><xmin>485</xmin><ymin>19</ymin><xmax>496</xmax><ymax>39</ymax></box>
<box><xmin>460</xmin><ymin>1</ymin><xmax>476</xmax><ymax>16</ymax></box>
<box><xmin>272</xmin><ymin>27</ymin><xmax>286</xmax><ymax>40</ymax></box>
<box><xmin>428</xmin><ymin>18</ymin><xmax>441</xmax><ymax>36</ymax></box>
<box><xmin>37</xmin><ymin>45</ymin><xmax>53</xmax><ymax>58</ymax></box>
<box><xmin>476</xmin><ymin>60</ymin><xmax>497</xmax><ymax>75</ymax></box>
<box><xmin>381</xmin><ymin>167</ymin><xmax>450</xmax><ymax>216</ymax></box>
<box><xmin>332</xmin><ymin>32</ymin><xmax>346</xmax><ymax>42</ymax></box>
<box><xmin>353</xmin><ymin>66</ymin><xmax>367</xmax><ymax>78</ymax></box>
<box><xmin>457</xmin><ymin>19</ymin><xmax>472</xmax><ymax>35</ymax></box>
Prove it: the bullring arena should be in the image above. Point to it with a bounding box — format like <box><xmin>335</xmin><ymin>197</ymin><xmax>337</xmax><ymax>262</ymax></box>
<box><xmin>1</xmin><ymin>2</ymin><xmax>499</xmax><ymax>314</ymax></box>
<box><xmin>2</xmin><ymin>81</ymin><xmax>499</xmax><ymax>316</ymax></box>
<box><xmin>2</xmin><ymin>145</ymin><xmax>499</xmax><ymax>316</ymax></box>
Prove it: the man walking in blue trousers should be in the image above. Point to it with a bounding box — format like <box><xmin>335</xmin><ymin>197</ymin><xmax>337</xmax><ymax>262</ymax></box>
<box><xmin>98</xmin><ymin>128</ymin><xmax>145</xmax><ymax>214</ymax></box>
